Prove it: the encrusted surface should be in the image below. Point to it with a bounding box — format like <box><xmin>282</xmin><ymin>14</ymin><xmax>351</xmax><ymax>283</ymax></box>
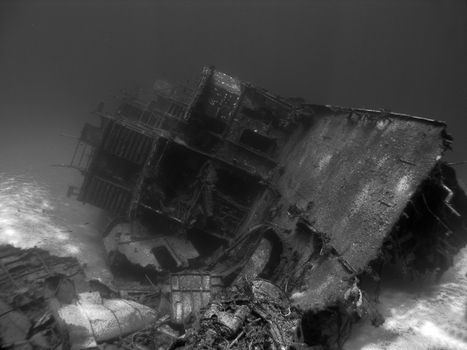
<box><xmin>269</xmin><ymin>108</ymin><xmax>448</xmax><ymax>308</ymax></box>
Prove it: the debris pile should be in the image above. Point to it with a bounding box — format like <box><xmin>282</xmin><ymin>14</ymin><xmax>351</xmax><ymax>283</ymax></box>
<box><xmin>3</xmin><ymin>67</ymin><xmax>467</xmax><ymax>349</ymax></box>
<box><xmin>0</xmin><ymin>244</ymin><xmax>84</xmax><ymax>349</ymax></box>
<box><xmin>0</xmin><ymin>245</ymin><xmax>175</xmax><ymax>350</ymax></box>
<box><xmin>171</xmin><ymin>279</ymin><xmax>299</xmax><ymax>350</ymax></box>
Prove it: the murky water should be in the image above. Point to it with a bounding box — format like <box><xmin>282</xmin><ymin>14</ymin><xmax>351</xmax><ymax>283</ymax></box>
<box><xmin>0</xmin><ymin>173</ymin><xmax>466</xmax><ymax>349</ymax></box>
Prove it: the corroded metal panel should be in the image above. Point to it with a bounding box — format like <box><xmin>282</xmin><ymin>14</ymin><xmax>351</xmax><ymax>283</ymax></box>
<box><xmin>102</xmin><ymin>123</ymin><xmax>153</xmax><ymax>164</ymax></box>
<box><xmin>272</xmin><ymin>109</ymin><xmax>447</xmax><ymax>308</ymax></box>
<box><xmin>170</xmin><ymin>273</ymin><xmax>222</xmax><ymax>324</ymax></box>
<box><xmin>211</xmin><ymin>71</ymin><xmax>242</xmax><ymax>96</ymax></box>
<box><xmin>80</xmin><ymin>176</ymin><xmax>132</xmax><ymax>215</ymax></box>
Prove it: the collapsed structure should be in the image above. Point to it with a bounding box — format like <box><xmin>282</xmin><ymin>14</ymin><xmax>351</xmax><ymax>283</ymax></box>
<box><xmin>59</xmin><ymin>66</ymin><xmax>467</xmax><ymax>349</ymax></box>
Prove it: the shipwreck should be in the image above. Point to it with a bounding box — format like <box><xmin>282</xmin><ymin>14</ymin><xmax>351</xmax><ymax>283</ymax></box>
<box><xmin>5</xmin><ymin>66</ymin><xmax>465</xmax><ymax>349</ymax></box>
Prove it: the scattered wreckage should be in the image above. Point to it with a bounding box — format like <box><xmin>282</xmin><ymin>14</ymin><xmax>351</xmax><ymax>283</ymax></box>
<box><xmin>2</xmin><ymin>66</ymin><xmax>467</xmax><ymax>349</ymax></box>
<box><xmin>0</xmin><ymin>245</ymin><xmax>172</xmax><ymax>349</ymax></box>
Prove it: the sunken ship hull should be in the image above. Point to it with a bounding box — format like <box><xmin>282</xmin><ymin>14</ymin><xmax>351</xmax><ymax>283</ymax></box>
<box><xmin>68</xmin><ymin>66</ymin><xmax>467</xmax><ymax>348</ymax></box>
